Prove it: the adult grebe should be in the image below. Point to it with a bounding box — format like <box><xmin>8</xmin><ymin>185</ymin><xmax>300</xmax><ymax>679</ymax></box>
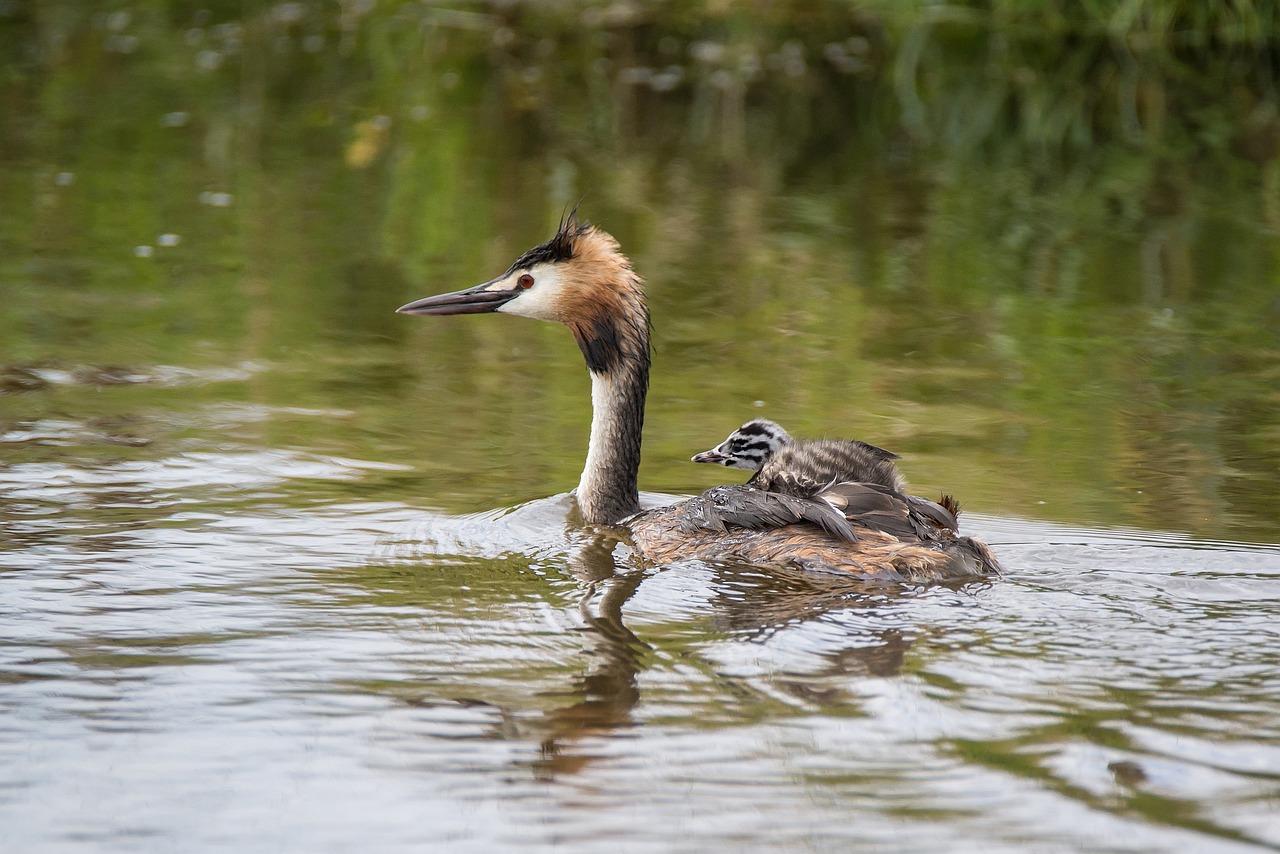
<box><xmin>397</xmin><ymin>213</ymin><xmax>1000</xmax><ymax>581</ymax></box>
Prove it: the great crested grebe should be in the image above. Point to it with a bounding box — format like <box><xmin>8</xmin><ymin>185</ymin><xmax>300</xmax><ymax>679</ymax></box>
<box><xmin>692</xmin><ymin>418</ymin><xmax>906</xmax><ymax>494</ymax></box>
<box><xmin>398</xmin><ymin>213</ymin><xmax>1001</xmax><ymax>581</ymax></box>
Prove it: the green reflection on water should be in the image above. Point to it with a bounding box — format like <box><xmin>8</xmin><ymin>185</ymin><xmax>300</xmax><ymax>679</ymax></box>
<box><xmin>2</xmin><ymin>2</ymin><xmax>1278</xmax><ymax>541</ymax></box>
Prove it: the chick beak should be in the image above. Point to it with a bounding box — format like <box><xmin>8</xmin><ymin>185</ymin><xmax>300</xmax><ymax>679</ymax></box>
<box><xmin>690</xmin><ymin>449</ymin><xmax>729</xmax><ymax>465</ymax></box>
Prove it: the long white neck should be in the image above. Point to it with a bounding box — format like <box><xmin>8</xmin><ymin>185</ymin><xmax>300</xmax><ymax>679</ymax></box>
<box><xmin>576</xmin><ymin>355</ymin><xmax>647</xmax><ymax>525</ymax></box>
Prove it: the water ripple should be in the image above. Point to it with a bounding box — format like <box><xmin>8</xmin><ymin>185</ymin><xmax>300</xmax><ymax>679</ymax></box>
<box><xmin>3</xmin><ymin>449</ymin><xmax>1280</xmax><ymax>851</ymax></box>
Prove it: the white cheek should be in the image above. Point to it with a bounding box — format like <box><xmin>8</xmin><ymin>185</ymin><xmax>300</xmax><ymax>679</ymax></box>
<box><xmin>497</xmin><ymin>266</ymin><xmax>565</xmax><ymax>322</ymax></box>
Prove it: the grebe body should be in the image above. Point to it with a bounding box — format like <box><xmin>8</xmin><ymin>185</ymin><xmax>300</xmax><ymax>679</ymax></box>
<box><xmin>628</xmin><ymin>490</ymin><xmax>996</xmax><ymax>580</ymax></box>
<box><xmin>398</xmin><ymin>214</ymin><xmax>1000</xmax><ymax>581</ymax></box>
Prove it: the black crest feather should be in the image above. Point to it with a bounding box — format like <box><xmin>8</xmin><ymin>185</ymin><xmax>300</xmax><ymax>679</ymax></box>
<box><xmin>504</xmin><ymin>202</ymin><xmax>591</xmax><ymax>275</ymax></box>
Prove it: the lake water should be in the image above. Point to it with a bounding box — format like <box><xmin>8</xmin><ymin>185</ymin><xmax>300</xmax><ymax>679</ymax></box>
<box><xmin>3</xmin><ymin>5</ymin><xmax>1280</xmax><ymax>852</ymax></box>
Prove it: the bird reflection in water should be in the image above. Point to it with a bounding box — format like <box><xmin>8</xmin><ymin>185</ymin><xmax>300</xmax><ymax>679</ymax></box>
<box><xmin>530</xmin><ymin>545</ymin><xmax>647</xmax><ymax>780</ymax></box>
<box><xmin>502</xmin><ymin>534</ymin><xmax>996</xmax><ymax>780</ymax></box>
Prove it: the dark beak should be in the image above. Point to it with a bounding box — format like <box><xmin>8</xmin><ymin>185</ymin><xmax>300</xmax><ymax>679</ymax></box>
<box><xmin>397</xmin><ymin>280</ymin><xmax>518</xmax><ymax>316</ymax></box>
<box><xmin>691</xmin><ymin>449</ymin><xmax>728</xmax><ymax>465</ymax></box>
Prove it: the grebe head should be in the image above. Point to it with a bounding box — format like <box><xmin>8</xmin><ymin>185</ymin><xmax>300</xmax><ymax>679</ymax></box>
<box><xmin>691</xmin><ymin>419</ymin><xmax>793</xmax><ymax>470</ymax></box>
<box><xmin>398</xmin><ymin>209</ymin><xmax>651</xmax><ymax>525</ymax></box>
<box><xmin>396</xmin><ymin>211</ymin><xmax>649</xmax><ymax>376</ymax></box>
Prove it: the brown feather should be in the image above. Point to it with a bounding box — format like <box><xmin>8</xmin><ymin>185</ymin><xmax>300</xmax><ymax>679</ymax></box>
<box><xmin>629</xmin><ymin>514</ymin><xmax>997</xmax><ymax>582</ymax></box>
<box><xmin>628</xmin><ymin>479</ymin><xmax>1001</xmax><ymax>582</ymax></box>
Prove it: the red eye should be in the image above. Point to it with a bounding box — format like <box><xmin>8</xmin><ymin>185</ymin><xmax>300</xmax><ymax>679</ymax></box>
<box><xmin>517</xmin><ymin>274</ymin><xmax>534</xmax><ymax>289</ymax></box>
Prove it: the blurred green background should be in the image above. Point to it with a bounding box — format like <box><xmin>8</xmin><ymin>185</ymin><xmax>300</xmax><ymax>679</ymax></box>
<box><xmin>2</xmin><ymin>0</ymin><xmax>1278</xmax><ymax>540</ymax></box>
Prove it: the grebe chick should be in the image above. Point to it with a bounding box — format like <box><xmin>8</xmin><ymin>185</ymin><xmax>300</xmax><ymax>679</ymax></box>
<box><xmin>397</xmin><ymin>213</ymin><xmax>1000</xmax><ymax>581</ymax></box>
<box><xmin>693</xmin><ymin>418</ymin><xmax>965</xmax><ymax>538</ymax></box>
<box><xmin>692</xmin><ymin>418</ymin><xmax>906</xmax><ymax>494</ymax></box>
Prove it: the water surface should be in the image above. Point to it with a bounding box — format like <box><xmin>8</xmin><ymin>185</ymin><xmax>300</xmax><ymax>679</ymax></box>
<box><xmin>3</xmin><ymin>4</ymin><xmax>1280</xmax><ymax>852</ymax></box>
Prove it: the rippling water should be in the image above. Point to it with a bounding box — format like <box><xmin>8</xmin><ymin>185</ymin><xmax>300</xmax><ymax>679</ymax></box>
<box><xmin>6</xmin><ymin>4</ymin><xmax>1280</xmax><ymax>850</ymax></box>
<box><xmin>4</xmin><ymin>430</ymin><xmax>1279</xmax><ymax>851</ymax></box>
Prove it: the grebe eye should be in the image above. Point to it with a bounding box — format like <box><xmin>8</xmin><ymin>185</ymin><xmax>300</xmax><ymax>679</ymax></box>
<box><xmin>517</xmin><ymin>273</ymin><xmax>534</xmax><ymax>289</ymax></box>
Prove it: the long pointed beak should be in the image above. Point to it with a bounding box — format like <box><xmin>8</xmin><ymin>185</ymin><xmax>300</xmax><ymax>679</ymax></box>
<box><xmin>397</xmin><ymin>280</ymin><xmax>518</xmax><ymax>316</ymax></box>
<box><xmin>691</xmin><ymin>449</ymin><xmax>728</xmax><ymax>465</ymax></box>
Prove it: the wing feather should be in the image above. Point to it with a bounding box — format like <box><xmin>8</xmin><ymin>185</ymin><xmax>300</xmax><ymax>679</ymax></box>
<box><xmin>675</xmin><ymin>485</ymin><xmax>858</xmax><ymax>542</ymax></box>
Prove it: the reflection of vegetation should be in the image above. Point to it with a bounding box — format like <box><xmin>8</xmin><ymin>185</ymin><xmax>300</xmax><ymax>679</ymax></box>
<box><xmin>1</xmin><ymin>2</ymin><xmax>1277</xmax><ymax>539</ymax></box>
